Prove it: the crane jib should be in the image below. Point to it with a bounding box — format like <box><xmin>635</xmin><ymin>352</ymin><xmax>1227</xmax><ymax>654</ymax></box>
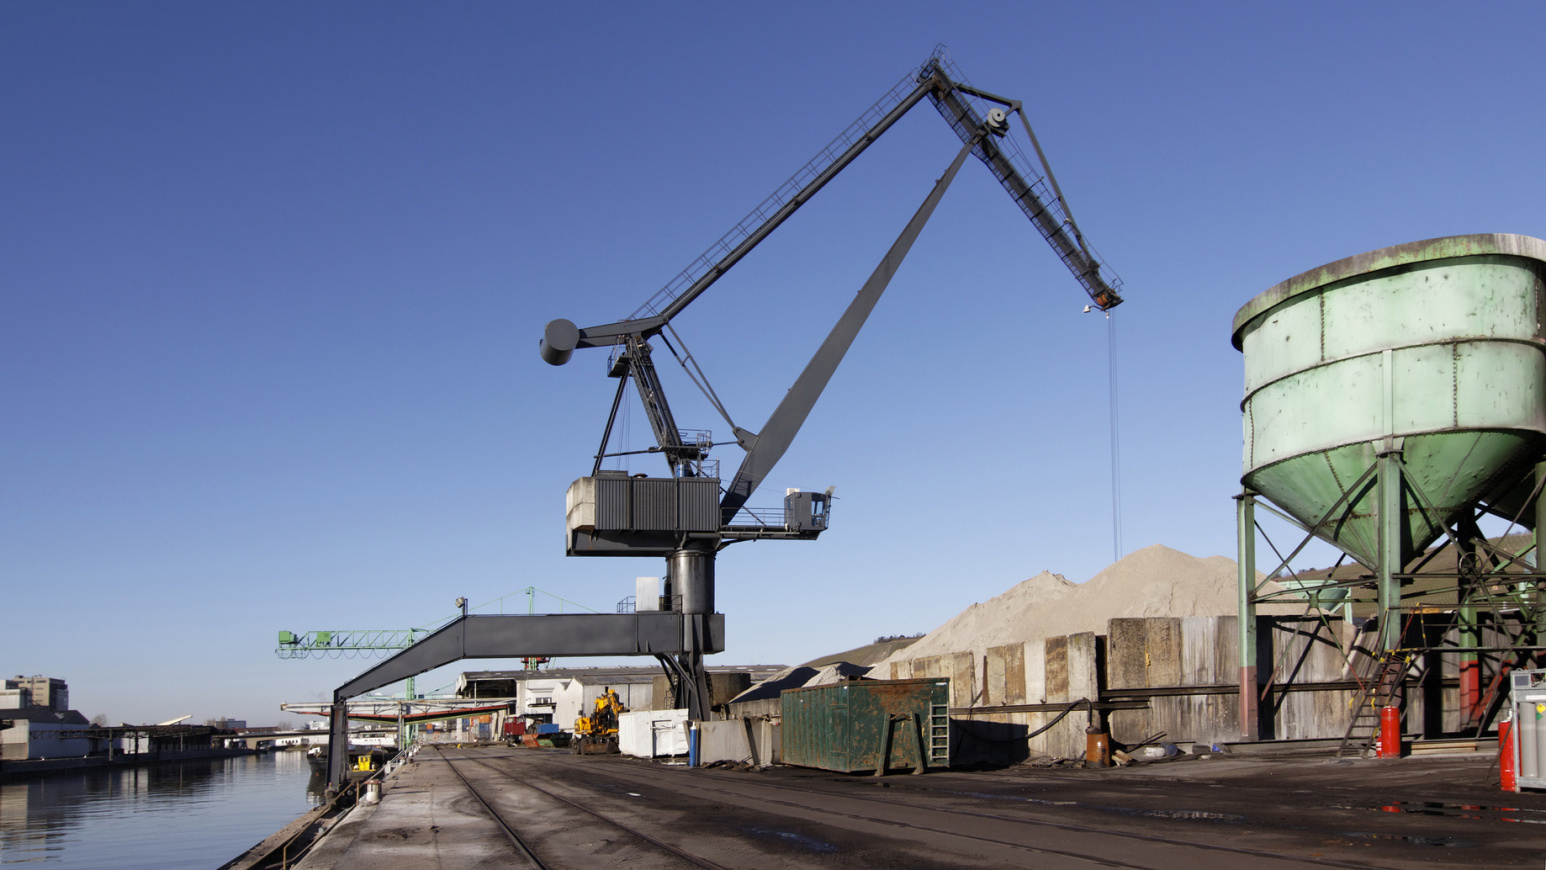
<box><xmin>540</xmin><ymin>48</ymin><xmax>1125</xmax><ymax>526</ymax></box>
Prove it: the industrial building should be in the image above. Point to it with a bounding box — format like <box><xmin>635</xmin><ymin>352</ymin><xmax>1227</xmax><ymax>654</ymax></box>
<box><xmin>1</xmin><ymin>675</ymin><xmax>88</xmax><ymax>761</ymax></box>
<box><xmin>2</xmin><ymin>676</ymin><xmax>67</xmax><ymax>713</ymax></box>
<box><xmin>0</xmin><ymin>675</ymin><xmax>227</xmax><ymax>769</ymax></box>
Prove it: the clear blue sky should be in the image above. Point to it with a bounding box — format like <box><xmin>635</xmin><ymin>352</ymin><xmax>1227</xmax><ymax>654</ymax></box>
<box><xmin>5</xmin><ymin>2</ymin><xmax>1544</xmax><ymax>725</ymax></box>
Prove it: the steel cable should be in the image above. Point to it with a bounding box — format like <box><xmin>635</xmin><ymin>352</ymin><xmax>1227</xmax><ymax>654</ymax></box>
<box><xmin>1108</xmin><ymin>312</ymin><xmax>1123</xmax><ymax>562</ymax></box>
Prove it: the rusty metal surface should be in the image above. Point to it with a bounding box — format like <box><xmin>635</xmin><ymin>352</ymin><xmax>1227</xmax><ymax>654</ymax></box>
<box><xmin>781</xmin><ymin>678</ymin><xmax>949</xmax><ymax>774</ymax></box>
<box><xmin>1230</xmin><ymin>233</ymin><xmax>1546</xmax><ymax>345</ymax></box>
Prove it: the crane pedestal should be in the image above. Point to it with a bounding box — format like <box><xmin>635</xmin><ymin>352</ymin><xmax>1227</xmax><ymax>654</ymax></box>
<box><xmin>662</xmin><ymin>546</ymin><xmax>716</xmax><ymax>720</ymax></box>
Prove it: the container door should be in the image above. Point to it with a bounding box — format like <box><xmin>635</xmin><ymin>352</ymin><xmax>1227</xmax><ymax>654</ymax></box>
<box><xmin>828</xmin><ymin>688</ymin><xmax>848</xmax><ymax>772</ymax></box>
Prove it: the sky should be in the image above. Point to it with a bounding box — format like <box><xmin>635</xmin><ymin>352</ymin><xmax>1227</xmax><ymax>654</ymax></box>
<box><xmin>5</xmin><ymin>2</ymin><xmax>1545</xmax><ymax>726</ymax></box>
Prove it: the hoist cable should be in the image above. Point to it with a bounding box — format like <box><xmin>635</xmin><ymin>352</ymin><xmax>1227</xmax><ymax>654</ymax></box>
<box><xmin>1108</xmin><ymin>311</ymin><xmax>1124</xmax><ymax>562</ymax></box>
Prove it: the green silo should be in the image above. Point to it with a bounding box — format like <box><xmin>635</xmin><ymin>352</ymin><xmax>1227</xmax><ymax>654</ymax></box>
<box><xmin>1231</xmin><ymin>234</ymin><xmax>1546</xmax><ymax>740</ymax></box>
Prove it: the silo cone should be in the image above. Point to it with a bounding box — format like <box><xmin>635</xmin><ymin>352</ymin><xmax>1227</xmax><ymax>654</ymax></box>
<box><xmin>1233</xmin><ymin>234</ymin><xmax>1546</xmax><ymax>653</ymax></box>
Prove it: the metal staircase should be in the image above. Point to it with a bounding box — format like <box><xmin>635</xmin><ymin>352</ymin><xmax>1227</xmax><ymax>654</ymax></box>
<box><xmin>1335</xmin><ymin>650</ymin><xmax>1414</xmax><ymax>758</ymax></box>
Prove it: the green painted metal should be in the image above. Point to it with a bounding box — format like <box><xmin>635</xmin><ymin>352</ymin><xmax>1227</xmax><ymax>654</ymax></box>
<box><xmin>275</xmin><ymin>628</ymin><xmax>429</xmax><ymax>659</ymax></box>
<box><xmin>1236</xmin><ymin>492</ymin><xmax>1259</xmax><ymax>741</ymax></box>
<box><xmin>1233</xmin><ymin>234</ymin><xmax>1546</xmax><ymax>569</ymax></box>
<box><xmin>781</xmin><ymin>678</ymin><xmax>949</xmax><ymax>774</ymax></box>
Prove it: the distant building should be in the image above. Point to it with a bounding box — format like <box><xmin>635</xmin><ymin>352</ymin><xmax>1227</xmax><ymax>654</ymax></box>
<box><xmin>0</xmin><ymin>707</ymin><xmax>92</xmax><ymax>760</ymax></box>
<box><xmin>0</xmin><ymin>675</ymin><xmax>218</xmax><ymax>762</ymax></box>
<box><xmin>3</xmin><ymin>676</ymin><xmax>67</xmax><ymax>713</ymax></box>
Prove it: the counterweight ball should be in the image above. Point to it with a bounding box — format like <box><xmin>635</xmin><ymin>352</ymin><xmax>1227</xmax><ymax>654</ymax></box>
<box><xmin>540</xmin><ymin>318</ymin><xmax>580</xmax><ymax>366</ymax></box>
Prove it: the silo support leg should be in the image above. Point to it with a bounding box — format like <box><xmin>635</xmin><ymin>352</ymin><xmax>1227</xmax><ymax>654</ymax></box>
<box><xmin>1237</xmin><ymin>491</ymin><xmax>1259</xmax><ymax>741</ymax></box>
<box><xmin>1459</xmin><ymin>605</ymin><xmax>1480</xmax><ymax>725</ymax></box>
<box><xmin>1376</xmin><ymin>450</ymin><xmax>1403</xmax><ymax>654</ymax></box>
<box><xmin>1536</xmin><ymin>460</ymin><xmax>1546</xmax><ymax>664</ymax></box>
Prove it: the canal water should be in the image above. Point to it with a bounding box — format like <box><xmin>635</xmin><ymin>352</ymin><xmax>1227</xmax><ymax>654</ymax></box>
<box><xmin>0</xmin><ymin>751</ymin><xmax>322</xmax><ymax>868</ymax></box>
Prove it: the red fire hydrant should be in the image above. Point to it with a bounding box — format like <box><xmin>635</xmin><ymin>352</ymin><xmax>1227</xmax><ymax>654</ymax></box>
<box><xmin>1376</xmin><ymin>706</ymin><xmax>1401</xmax><ymax>758</ymax></box>
<box><xmin>1501</xmin><ymin>717</ymin><xmax>1518</xmax><ymax>793</ymax></box>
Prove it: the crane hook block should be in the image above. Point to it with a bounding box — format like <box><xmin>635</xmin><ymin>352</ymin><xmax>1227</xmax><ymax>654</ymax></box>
<box><xmin>540</xmin><ymin>319</ymin><xmax>580</xmax><ymax>366</ymax></box>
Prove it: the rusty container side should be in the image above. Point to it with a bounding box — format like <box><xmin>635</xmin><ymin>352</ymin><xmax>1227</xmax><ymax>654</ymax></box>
<box><xmin>780</xmin><ymin>678</ymin><xmax>949</xmax><ymax>773</ymax></box>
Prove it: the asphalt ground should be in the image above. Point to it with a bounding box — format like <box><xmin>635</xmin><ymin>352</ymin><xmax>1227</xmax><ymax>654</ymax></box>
<box><xmin>294</xmin><ymin>744</ymin><xmax>1544</xmax><ymax>869</ymax></box>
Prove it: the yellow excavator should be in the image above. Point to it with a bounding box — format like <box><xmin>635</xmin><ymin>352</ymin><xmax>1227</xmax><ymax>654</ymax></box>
<box><xmin>572</xmin><ymin>687</ymin><xmax>626</xmax><ymax>754</ymax></box>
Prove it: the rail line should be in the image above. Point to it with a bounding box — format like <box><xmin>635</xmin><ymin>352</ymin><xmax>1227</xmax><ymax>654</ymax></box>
<box><xmin>435</xmin><ymin>746</ymin><xmax>730</xmax><ymax>870</ymax></box>
<box><xmin>510</xmin><ymin>751</ymin><xmax>1382</xmax><ymax>870</ymax></box>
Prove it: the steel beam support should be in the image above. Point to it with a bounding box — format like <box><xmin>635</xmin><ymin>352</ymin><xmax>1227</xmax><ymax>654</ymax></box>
<box><xmin>1459</xmin><ymin>605</ymin><xmax>1481</xmax><ymax>725</ymax></box>
<box><xmin>719</xmin><ymin>133</ymin><xmax>982</xmax><ymax>522</ymax></box>
<box><xmin>325</xmin><ymin>611</ymin><xmax>723</xmax><ymax>788</ymax></box>
<box><xmin>1537</xmin><ymin>460</ymin><xmax>1546</xmax><ymax>571</ymax></box>
<box><xmin>1537</xmin><ymin>459</ymin><xmax>1546</xmax><ymax>639</ymax></box>
<box><xmin>1460</xmin><ymin>503</ymin><xmax>1485</xmax><ymax>723</ymax></box>
<box><xmin>1377</xmin><ymin>448</ymin><xmax>1404</xmax><ymax>653</ymax></box>
<box><xmin>336</xmin><ymin>612</ymin><xmax>722</xmax><ymax>699</ymax></box>
<box><xmin>1237</xmin><ymin>490</ymin><xmax>1259</xmax><ymax>741</ymax></box>
<box><xmin>326</xmin><ymin>692</ymin><xmax>350</xmax><ymax>791</ymax></box>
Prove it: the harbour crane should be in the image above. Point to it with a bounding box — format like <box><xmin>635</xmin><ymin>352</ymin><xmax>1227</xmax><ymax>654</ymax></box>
<box><xmin>539</xmin><ymin>47</ymin><xmax>1125</xmax><ymax>717</ymax></box>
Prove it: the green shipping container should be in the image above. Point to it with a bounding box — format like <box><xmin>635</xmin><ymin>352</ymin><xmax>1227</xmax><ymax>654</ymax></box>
<box><xmin>780</xmin><ymin>679</ymin><xmax>950</xmax><ymax>774</ymax></box>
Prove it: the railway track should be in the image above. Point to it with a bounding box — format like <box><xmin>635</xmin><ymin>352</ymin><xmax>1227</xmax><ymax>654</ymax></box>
<box><xmin>457</xmin><ymin>747</ymin><xmax>1374</xmax><ymax>870</ymax></box>
<box><xmin>435</xmin><ymin>746</ymin><xmax>730</xmax><ymax>870</ymax></box>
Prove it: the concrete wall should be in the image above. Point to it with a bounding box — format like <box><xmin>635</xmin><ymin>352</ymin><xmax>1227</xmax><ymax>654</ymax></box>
<box><xmin>1106</xmin><ymin>616</ymin><xmax>1240</xmax><ymax>746</ymax></box>
<box><xmin>868</xmin><ymin>610</ymin><xmax>1499</xmax><ymax>761</ymax></box>
<box><xmin>926</xmin><ymin>632</ymin><xmax>1099</xmax><ymax>765</ymax></box>
<box><xmin>1263</xmin><ymin>616</ymin><xmax>1365</xmax><ymax>741</ymax></box>
<box><xmin>906</xmin><ymin>652</ymin><xmax>975</xmax><ymax>708</ymax></box>
<box><xmin>697</xmin><ymin>718</ymin><xmax>780</xmax><ymax>766</ymax></box>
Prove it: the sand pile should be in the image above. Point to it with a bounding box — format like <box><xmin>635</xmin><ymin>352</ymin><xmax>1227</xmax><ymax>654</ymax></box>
<box><xmin>869</xmin><ymin>544</ymin><xmax>1290</xmax><ymax>674</ymax></box>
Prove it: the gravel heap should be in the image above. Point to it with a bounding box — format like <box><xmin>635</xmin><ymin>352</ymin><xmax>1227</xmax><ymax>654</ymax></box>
<box><xmin>868</xmin><ymin>544</ymin><xmax>1292</xmax><ymax>674</ymax></box>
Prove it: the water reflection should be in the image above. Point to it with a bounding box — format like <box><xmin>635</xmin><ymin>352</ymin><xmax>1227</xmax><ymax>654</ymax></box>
<box><xmin>0</xmin><ymin>751</ymin><xmax>318</xmax><ymax>868</ymax></box>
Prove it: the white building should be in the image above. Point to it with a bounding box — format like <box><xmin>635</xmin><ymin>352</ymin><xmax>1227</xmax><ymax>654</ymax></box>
<box><xmin>0</xmin><ymin>708</ymin><xmax>92</xmax><ymax>761</ymax></box>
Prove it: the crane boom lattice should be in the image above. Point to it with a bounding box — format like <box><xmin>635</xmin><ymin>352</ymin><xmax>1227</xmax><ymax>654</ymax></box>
<box><xmin>276</xmin><ymin>629</ymin><xmax>428</xmax><ymax>659</ymax></box>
